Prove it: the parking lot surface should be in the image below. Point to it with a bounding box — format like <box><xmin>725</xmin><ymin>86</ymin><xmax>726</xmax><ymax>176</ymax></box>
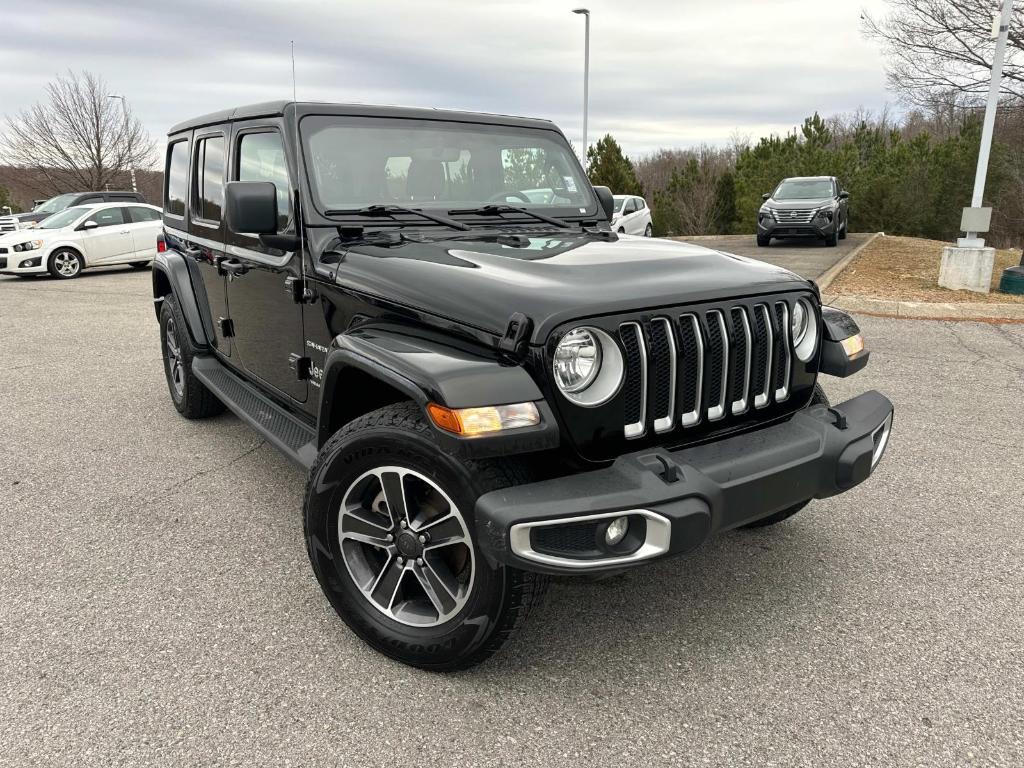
<box><xmin>680</xmin><ymin>232</ymin><xmax>872</xmax><ymax>280</ymax></box>
<box><xmin>2</xmin><ymin>267</ymin><xmax>1023</xmax><ymax>767</ymax></box>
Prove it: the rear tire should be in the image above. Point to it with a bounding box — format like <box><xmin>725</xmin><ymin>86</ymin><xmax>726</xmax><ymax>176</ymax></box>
<box><xmin>159</xmin><ymin>293</ymin><xmax>225</xmax><ymax>419</ymax></box>
<box><xmin>130</xmin><ymin>261</ymin><xmax>150</xmax><ymax>269</ymax></box>
<box><xmin>644</xmin><ymin>224</ymin><xmax>653</xmax><ymax>237</ymax></box>
<box><xmin>304</xmin><ymin>402</ymin><xmax>547</xmax><ymax>670</ymax></box>
<box><xmin>742</xmin><ymin>383</ymin><xmax>829</xmax><ymax>528</ymax></box>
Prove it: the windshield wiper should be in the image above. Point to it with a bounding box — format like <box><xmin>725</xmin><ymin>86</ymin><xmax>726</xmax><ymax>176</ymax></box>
<box><xmin>324</xmin><ymin>204</ymin><xmax>471</xmax><ymax>231</ymax></box>
<box><xmin>447</xmin><ymin>204</ymin><xmax>572</xmax><ymax>230</ymax></box>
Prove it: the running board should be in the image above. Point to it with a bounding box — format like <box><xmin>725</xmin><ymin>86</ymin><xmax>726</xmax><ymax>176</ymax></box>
<box><xmin>191</xmin><ymin>355</ymin><xmax>318</xmax><ymax>470</ymax></box>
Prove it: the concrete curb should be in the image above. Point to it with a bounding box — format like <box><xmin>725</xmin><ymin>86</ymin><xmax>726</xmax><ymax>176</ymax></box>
<box><xmin>823</xmin><ymin>293</ymin><xmax>1024</xmax><ymax>323</ymax></box>
<box><xmin>815</xmin><ymin>231</ymin><xmax>881</xmax><ymax>292</ymax></box>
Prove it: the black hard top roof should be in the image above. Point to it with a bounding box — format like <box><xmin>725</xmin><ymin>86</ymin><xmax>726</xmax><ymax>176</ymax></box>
<box><xmin>168</xmin><ymin>101</ymin><xmax>557</xmax><ymax>136</ymax></box>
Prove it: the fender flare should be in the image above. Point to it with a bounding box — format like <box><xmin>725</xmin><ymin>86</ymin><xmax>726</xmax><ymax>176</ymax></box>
<box><xmin>151</xmin><ymin>250</ymin><xmax>211</xmax><ymax>348</ymax></box>
<box><xmin>317</xmin><ymin>327</ymin><xmax>559</xmax><ymax>458</ymax></box>
<box><xmin>820</xmin><ymin>306</ymin><xmax>869</xmax><ymax>377</ymax></box>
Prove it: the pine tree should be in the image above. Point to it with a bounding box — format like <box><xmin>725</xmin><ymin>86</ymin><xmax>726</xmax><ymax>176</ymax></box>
<box><xmin>586</xmin><ymin>135</ymin><xmax>643</xmax><ymax>196</ymax></box>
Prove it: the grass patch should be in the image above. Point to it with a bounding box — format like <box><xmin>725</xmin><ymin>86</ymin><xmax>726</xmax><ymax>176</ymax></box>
<box><xmin>828</xmin><ymin>235</ymin><xmax>1024</xmax><ymax>304</ymax></box>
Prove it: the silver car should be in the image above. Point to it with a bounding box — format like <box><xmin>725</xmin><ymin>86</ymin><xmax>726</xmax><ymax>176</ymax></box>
<box><xmin>756</xmin><ymin>176</ymin><xmax>849</xmax><ymax>248</ymax></box>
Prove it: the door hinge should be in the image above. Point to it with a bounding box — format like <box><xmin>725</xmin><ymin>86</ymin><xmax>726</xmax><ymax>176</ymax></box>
<box><xmin>284</xmin><ymin>276</ymin><xmax>316</xmax><ymax>304</ymax></box>
<box><xmin>498</xmin><ymin>312</ymin><xmax>533</xmax><ymax>362</ymax></box>
<box><xmin>288</xmin><ymin>353</ymin><xmax>312</xmax><ymax>380</ymax></box>
<box><xmin>218</xmin><ymin>317</ymin><xmax>235</xmax><ymax>338</ymax></box>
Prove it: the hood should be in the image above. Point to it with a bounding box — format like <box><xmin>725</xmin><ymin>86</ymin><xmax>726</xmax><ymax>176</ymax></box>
<box><xmin>764</xmin><ymin>197</ymin><xmax>834</xmax><ymax>210</ymax></box>
<box><xmin>331</xmin><ymin>233</ymin><xmax>810</xmax><ymax>342</ymax></box>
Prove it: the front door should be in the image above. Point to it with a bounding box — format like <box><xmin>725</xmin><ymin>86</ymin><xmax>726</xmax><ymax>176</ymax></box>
<box><xmin>80</xmin><ymin>206</ymin><xmax>133</xmax><ymax>264</ymax></box>
<box><xmin>222</xmin><ymin>124</ymin><xmax>307</xmax><ymax>403</ymax></box>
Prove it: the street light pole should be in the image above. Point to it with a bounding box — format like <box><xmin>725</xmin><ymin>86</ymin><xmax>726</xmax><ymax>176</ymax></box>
<box><xmin>572</xmin><ymin>8</ymin><xmax>590</xmax><ymax>163</ymax></box>
<box><xmin>107</xmin><ymin>94</ymin><xmax>138</xmax><ymax>193</ymax></box>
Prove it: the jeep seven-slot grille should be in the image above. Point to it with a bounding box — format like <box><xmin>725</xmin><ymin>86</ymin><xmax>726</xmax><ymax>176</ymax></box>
<box><xmin>616</xmin><ymin>301</ymin><xmax>794</xmax><ymax>439</ymax></box>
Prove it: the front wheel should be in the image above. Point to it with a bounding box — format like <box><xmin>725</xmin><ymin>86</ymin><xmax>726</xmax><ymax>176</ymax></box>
<box><xmin>756</xmin><ymin>234</ymin><xmax>770</xmax><ymax>247</ymax></box>
<box><xmin>48</xmin><ymin>248</ymin><xmax>83</xmax><ymax>279</ymax></box>
<box><xmin>304</xmin><ymin>402</ymin><xmax>547</xmax><ymax>670</ymax></box>
<box><xmin>838</xmin><ymin>217</ymin><xmax>847</xmax><ymax>240</ymax></box>
<box><xmin>742</xmin><ymin>384</ymin><xmax>829</xmax><ymax>528</ymax></box>
<box><xmin>824</xmin><ymin>229</ymin><xmax>838</xmax><ymax>247</ymax></box>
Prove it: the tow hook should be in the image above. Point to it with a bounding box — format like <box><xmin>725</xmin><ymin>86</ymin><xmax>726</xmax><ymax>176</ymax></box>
<box><xmin>638</xmin><ymin>453</ymin><xmax>682</xmax><ymax>484</ymax></box>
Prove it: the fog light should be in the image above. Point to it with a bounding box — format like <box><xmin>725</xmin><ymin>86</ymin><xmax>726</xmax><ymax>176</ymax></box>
<box><xmin>605</xmin><ymin>516</ymin><xmax>629</xmax><ymax>546</ymax></box>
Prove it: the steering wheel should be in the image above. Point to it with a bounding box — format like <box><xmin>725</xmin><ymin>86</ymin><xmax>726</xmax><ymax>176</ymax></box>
<box><xmin>487</xmin><ymin>190</ymin><xmax>532</xmax><ymax>204</ymax></box>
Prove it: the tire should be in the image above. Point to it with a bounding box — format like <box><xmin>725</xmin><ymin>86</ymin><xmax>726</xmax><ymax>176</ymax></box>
<box><xmin>838</xmin><ymin>217</ymin><xmax>847</xmax><ymax>240</ymax></box>
<box><xmin>618</xmin><ymin>227</ymin><xmax>625</xmax><ymax>234</ymax></box>
<box><xmin>129</xmin><ymin>261</ymin><xmax>151</xmax><ymax>269</ymax></box>
<box><xmin>644</xmin><ymin>224</ymin><xmax>653</xmax><ymax>237</ymax></box>
<box><xmin>159</xmin><ymin>293</ymin><xmax>225</xmax><ymax>419</ymax></box>
<box><xmin>824</xmin><ymin>229</ymin><xmax>838</xmax><ymax>247</ymax></box>
<box><xmin>47</xmin><ymin>248</ymin><xmax>83</xmax><ymax>279</ymax></box>
<box><xmin>756</xmin><ymin>234</ymin><xmax>770</xmax><ymax>247</ymax></box>
<box><xmin>742</xmin><ymin>383</ymin><xmax>829</xmax><ymax>528</ymax></box>
<box><xmin>304</xmin><ymin>402</ymin><xmax>548</xmax><ymax>671</ymax></box>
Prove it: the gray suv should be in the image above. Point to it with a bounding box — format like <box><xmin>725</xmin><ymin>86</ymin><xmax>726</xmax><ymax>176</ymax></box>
<box><xmin>756</xmin><ymin>176</ymin><xmax>849</xmax><ymax>248</ymax></box>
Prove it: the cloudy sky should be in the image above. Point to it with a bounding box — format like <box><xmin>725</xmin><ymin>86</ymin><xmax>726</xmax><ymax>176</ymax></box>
<box><xmin>2</xmin><ymin>0</ymin><xmax>894</xmax><ymax>158</ymax></box>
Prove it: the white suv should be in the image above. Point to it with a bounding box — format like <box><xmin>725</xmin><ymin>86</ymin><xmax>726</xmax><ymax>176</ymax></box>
<box><xmin>611</xmin><ymin>194</ymin><xmax>653</xmax><ymax>236</ymax></box>
<box><xmin>0</xmin><ymin>202</ymin><xmax>162</xmax><ymax>279</ymax></box>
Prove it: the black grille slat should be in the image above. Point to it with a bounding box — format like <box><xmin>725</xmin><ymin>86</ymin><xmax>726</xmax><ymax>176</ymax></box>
<box><xmin>752</xmin><ymin>306</ymin><xmax>769</xmax><ymax>398</ymax></box>
<box><xmin>677</xmin><ymin>317</ymin><xmax>700</xmax><ymax>417</ymax></box>
<box><xmin>728</xmin><ymin>307</ymin><xmax>748</xmax><ymax>409</ymax></box>
<box><xmin>773</xmin><ymin>302</ymin><xmax>791</xmax><ymax>399</ymax></box>
<box><xmin>647</xmin><ymin>320</ymin><xmax>672</xmax><ymax>426</ymax></box>
<box><xmin>705</xmin><ymin>313</ymin><xmax>725</xmax><ymax>416</ymax></box>
<box><xmin>619</xmin><ymin>323</ymin><xmax>645</xmax><ymax>433</ymax></box>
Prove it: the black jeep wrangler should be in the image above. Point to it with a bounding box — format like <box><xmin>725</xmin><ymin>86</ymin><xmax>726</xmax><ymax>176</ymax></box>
<box><xmin>153</xmin><ymin>102</ymin><xmax>893</xmax><ymax>670</ymax></box>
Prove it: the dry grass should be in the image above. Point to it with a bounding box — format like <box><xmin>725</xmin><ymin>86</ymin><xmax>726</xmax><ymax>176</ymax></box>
<box><xmin>828</xmin><ymin>235</ymin><xmax>1024</xmax><ymax>304</ymax></box>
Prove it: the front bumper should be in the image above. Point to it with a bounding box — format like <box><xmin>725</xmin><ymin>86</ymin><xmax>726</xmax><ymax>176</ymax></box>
<box><xmin>476</xmin><ymin>390</ymin><xmax>893</xmax><ymax>574</ymax></box>
<box><xmin>0</xmin><ymin>253</ymin><xmax>46</xmax><ymax>274</ymax></box>
<box><xmin>758</xmin><ymin>217</ymin><xmax>836</xmax><ymax>238</ymax></box>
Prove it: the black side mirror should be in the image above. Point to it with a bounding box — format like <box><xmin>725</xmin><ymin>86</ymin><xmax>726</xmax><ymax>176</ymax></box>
<box><xmin>839</xmin><ymin>191</ymin><xmax>849</xmax><ymax>200</ymax></box>
<box><xmin>762</xmin><ymin>193</ymin><xmax>771</xmax><ymax>202</ymax></box>
<box><xmin>593</xmin><ymin>185</ymin><xmax>615</xmax><ymax>221</ymax></box>
<box><xmin>225</xmin><ymin>181</ymin><xmax>278</xmax><ymax>235</ymax></box>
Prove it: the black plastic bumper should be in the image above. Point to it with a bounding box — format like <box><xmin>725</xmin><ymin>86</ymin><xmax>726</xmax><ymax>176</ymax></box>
<box><xmin>759</xmin><ymin>220</ymin><xmax>836</xmax><ymax>238</ymax></box>
<box><xmin>475</xmin><ymin>390</ymin><xmax>894</xmax><ymax>575</ymax></box>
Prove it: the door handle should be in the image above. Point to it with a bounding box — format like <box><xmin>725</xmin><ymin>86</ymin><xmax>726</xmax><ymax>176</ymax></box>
<box><xmin>219</xmin><ymin>258</ymin><xmax>249</xmax><ymax>277</ymax></box>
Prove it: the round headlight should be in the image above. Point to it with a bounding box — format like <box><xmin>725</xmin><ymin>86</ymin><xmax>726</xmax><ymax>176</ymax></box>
<box><xmin>791</xmin><ymin>299</ymin><xmax>818</xmax><ymax>362</ymax></box>
<box><xmin>552</xmin><ymin>327</ymin><xmax>624</xmax><ymax>407</ymax></box>
<box><xmin>553</xmin><ymin>328</ymin><xmax>601</xmax><ymax>394</ymax></box>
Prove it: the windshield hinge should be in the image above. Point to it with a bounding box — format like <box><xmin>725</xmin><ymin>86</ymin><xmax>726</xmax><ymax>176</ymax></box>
<box><xmin>285</xmin><ymin>275</ymin><xmax>316</xmax><ymax>304</ymax></box>
<box><xmin>498</xmin><ymin>312</ymin><xmax>533</xmax><ymax>362</ymax></box>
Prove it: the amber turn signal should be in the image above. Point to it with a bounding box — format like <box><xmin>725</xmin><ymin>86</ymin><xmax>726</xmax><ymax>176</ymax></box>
<box><xmin>840</xmin><ymin>333</ymin><xmax>865</xmax><ymax>357</ymax></box>
<box><xmin>427</xmin><ymin>402</ymin><xmax>540</xmax><ymax>436</ymax></box>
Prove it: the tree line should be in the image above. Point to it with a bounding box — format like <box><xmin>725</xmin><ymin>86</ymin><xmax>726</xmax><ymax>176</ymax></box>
<box><xmin>586</xmin><ymin>102</ymin><xmax>1024</xmax><ymax>249</ymax></box>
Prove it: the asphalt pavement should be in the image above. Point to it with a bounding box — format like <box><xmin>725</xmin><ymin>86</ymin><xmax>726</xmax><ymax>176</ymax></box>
<box><xmin>679</xmin><ymin>233</ymin><xmax>873</xmax><ymax>280</ymax></box>
<box><xmin>1</xmin><ymin>265</ymin><xmax>1022</xmax><ymax>767</ymax></box>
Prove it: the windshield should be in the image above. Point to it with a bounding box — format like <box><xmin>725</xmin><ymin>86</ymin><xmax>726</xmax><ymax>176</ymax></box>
<box><xmin>773</xmin><ymin>179</ymin><xmax>834</xmax><ymax>200</ymax></box>
<box><xmin>33</xmin><ymin>193</ymin><xmax>79</xmax><ymax>215</ymax></box>
<box><xmin>301</xmin><ymin>115</ymin><xmax>595</xmax><ymax>217</ymax></box>
<box><xmin>37</xmin><ymin>206</ymin><xmax>88</xmax><ymax>229</ymax></box>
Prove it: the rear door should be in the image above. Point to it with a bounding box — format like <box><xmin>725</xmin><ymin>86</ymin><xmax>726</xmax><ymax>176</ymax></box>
<box><xmin>221</xmin><ymin>122</ymin><xmax>307</xmax><ymax>403</ymax></box>
<box><xmin>124</xmin><ymin>206</ymin><xmax>162</xmax><ymax>259</ymax></box>
<box><xmin>79</xmin><ymin>206</ymin><xmax>133</xmax><ymax>265</ymax></box>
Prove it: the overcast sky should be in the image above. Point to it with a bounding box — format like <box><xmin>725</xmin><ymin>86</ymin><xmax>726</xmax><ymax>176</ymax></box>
<box><xmin>1</xmin><ymin>0</ymin><xmax>894</xmax><ymax>158</ymax></box>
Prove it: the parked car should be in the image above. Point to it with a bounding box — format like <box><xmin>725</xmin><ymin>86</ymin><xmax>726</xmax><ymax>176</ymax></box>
<box><xmin>611</xmin><ymin>194</ymin><xmax>653</xmax><ymax>236</ymax></box>
<box><xmin>152</xmin><ymin>101</ymin><xmax>893</xmax><ymax>670</ymax></box>
<box><xmin>757</xmin><ymin>176</ymin><xmax>849</xmax><ymax>247</ymax></box>
<box><xmin>0</xmin><ymin>202</ymin><xmax>162</xmax><ymax>279</ymax></box>
<box><xmin>1</xmin><ymin>190</ymin><xmax>148</xmax><ymax>232</ymax></box>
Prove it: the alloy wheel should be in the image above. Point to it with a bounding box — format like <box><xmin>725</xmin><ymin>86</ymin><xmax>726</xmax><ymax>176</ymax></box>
<box><xmin>338</xmin><ymin>466</ymin><xmax>475</xmax><ymax>627</ymax></box>
<box><xmin>164</xmin><ymin>317</ymin><xmax>185</xmax><ymax>399</ymax></box>
<box><xmin>53</xmin><ymin>250</ymin><xmax>80</xmax><ymax>277</ymax></box>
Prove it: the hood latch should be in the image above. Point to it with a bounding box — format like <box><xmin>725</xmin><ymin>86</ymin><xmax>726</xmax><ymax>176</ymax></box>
<box><xmin>498</xmin><ymin>312</ymin><xmax>533</xmax><ymax>362</ymax></box>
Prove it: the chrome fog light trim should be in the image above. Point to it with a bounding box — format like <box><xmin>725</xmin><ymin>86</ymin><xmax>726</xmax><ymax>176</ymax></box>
<box><xmin>871</xmin><ymin>412</ymin><xmax>893</xmax><ymax>469</ymax></box>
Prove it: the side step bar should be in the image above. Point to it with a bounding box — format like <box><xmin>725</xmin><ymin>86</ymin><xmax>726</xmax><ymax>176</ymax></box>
<box><xmin>191</xmin><ymin>356</ymin><xmax>318</xmax><ymax>470</ymax></box>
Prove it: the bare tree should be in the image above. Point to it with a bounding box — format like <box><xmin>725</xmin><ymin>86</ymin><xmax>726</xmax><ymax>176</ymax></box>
<box><xmin>0</xmin><ymin>70</ymin><xmax>154</xmax><ymax>195</ymax></box>
<box><xmin>863</xmin><ymin>0</ymin><xmax>1024</xmax><ymax>106</ymax></box>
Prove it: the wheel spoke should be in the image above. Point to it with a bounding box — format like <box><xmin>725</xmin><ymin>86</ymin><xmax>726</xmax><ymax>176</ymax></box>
<box><xmin>368</xmin><ymin>556</ymin><xmax>405</xmax><ymax>610</ymax></box>
<box><xmin>421</xmin><ymin>514</ymin><xmax>468</xmax><ymax>549</ymax></box>
<box><xmin>339</xmin><ymin>510</ymin><xmax>391</xmax><ymax>548</ymax></box>
<box><xmin>422</xmin><ymin>553</ymin><xmax>460</xmax><ymax>601</ymax></box>
<box><xmin>413</xmin><ymin>563</ymin><xmax>457</xmax><ymax>616</ymax></box>
<box><xmin>377</xmin><ymin>470</ymin><xmax>408</xmax><ymax>526</ymax></box>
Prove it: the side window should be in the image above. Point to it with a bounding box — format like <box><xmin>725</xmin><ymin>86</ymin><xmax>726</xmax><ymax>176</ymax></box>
<box><xmin>237</xmin><ymin>131</ymin><xmax>291</xmax><ymax>229</ymax></box>
<box><xmin>126</xmin><ymin>206</ymin><xmax>160</xmax><ymax>223</ymax></box>
<box><xmin>89</xmin><ymin>208</ymin><xmax>125</xmax><ymax>228</ymax></box>
<box><xmin>636</xmin><ymin>198</ymin><xmax>646</xmax><ymax>211</ymax></box>
<box><xmin>78</xmin><ymin>196</ymin><xmax>103</xmax><ymax>205</ymax></box>
<box><xmin>624</xmin><ymin>199</ymin><xmax>637</xmax><ymax>214</ymax></box>
<box><xmin>193</xmin><ymin>135</ymin><xmax>226</xmax><ymax>224</ymax></box>
<box><xmin>165</xmin><ymin>140</ymin><xmax>189</xmax><ymax>217</ymax></box>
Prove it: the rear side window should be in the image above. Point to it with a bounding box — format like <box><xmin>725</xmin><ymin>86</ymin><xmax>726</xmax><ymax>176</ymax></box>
<box><xmin>126</xmin><ymin>206</ymin><xmax>161</xmax><ymax>223</ymax></box>
<box><xmin>636</xmin><ymin>198</ymin><xmax>646</xmax><ymax>210</ymax></box>
<box><xmin>237</xmin><ymin>131</ymin><xmax>291</xmax><ymax>228</ymax></box>
<box><xmin>193</xmin><ymin>136</ymin><xmax>226</xmax><ymax>223</ymax></box>
<box><xmin>165</xmin><ymin>140</ymin><xmax>189</xmax><ymax>217</ymax></box>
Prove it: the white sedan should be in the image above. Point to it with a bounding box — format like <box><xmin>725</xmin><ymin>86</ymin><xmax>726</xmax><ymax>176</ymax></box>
<box><xmin>611</xmin><ymin>194</ymin><xmax>653</xmax><ymax>236</ymax></box>
<box><xmin>0</xmin><ymin>202</ymin><xmax>162</xmax><ymax>279</ymax></box>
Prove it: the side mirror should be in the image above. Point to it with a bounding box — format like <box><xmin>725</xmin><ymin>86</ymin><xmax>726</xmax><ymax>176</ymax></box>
<box><xmin>839</xmin><ymin>191</ymin><xmax>849</xmax><ymax>200</ymax></box>
<box><xmin>593</xmin><ymin>185</ymin><xmax>615</xmax><ymax>221</ymax></box>
<box><xmin>80</xmin><ymin>220</ymin><xmax>99</xmax><ymax>231</ymax></box>
<box><xmin>225</xmin><ymin>181</ymin><xmax>278</xmax><ymax>235</ymax></box>
<box><xmin>762</xmin><ymin>193</ymin><xmax>771</xmax><ymax>202</ymax></box>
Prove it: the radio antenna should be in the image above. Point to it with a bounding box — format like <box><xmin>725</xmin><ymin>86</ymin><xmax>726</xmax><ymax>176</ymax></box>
<box><xmin>290</xmin><ymin>40</ymin><xmax>309</xmax><ymax>300</ymax></box>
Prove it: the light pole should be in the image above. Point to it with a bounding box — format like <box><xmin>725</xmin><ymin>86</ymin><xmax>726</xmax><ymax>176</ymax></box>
<box><xmin>572</xmin><ymin>8</ymin><xmax>590</xmax><ymax>164</ymax></box>
<box><xmin>107</xmin><ymin>94</ymin><xmax>138</xmax><ymax>193</ymax></box>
